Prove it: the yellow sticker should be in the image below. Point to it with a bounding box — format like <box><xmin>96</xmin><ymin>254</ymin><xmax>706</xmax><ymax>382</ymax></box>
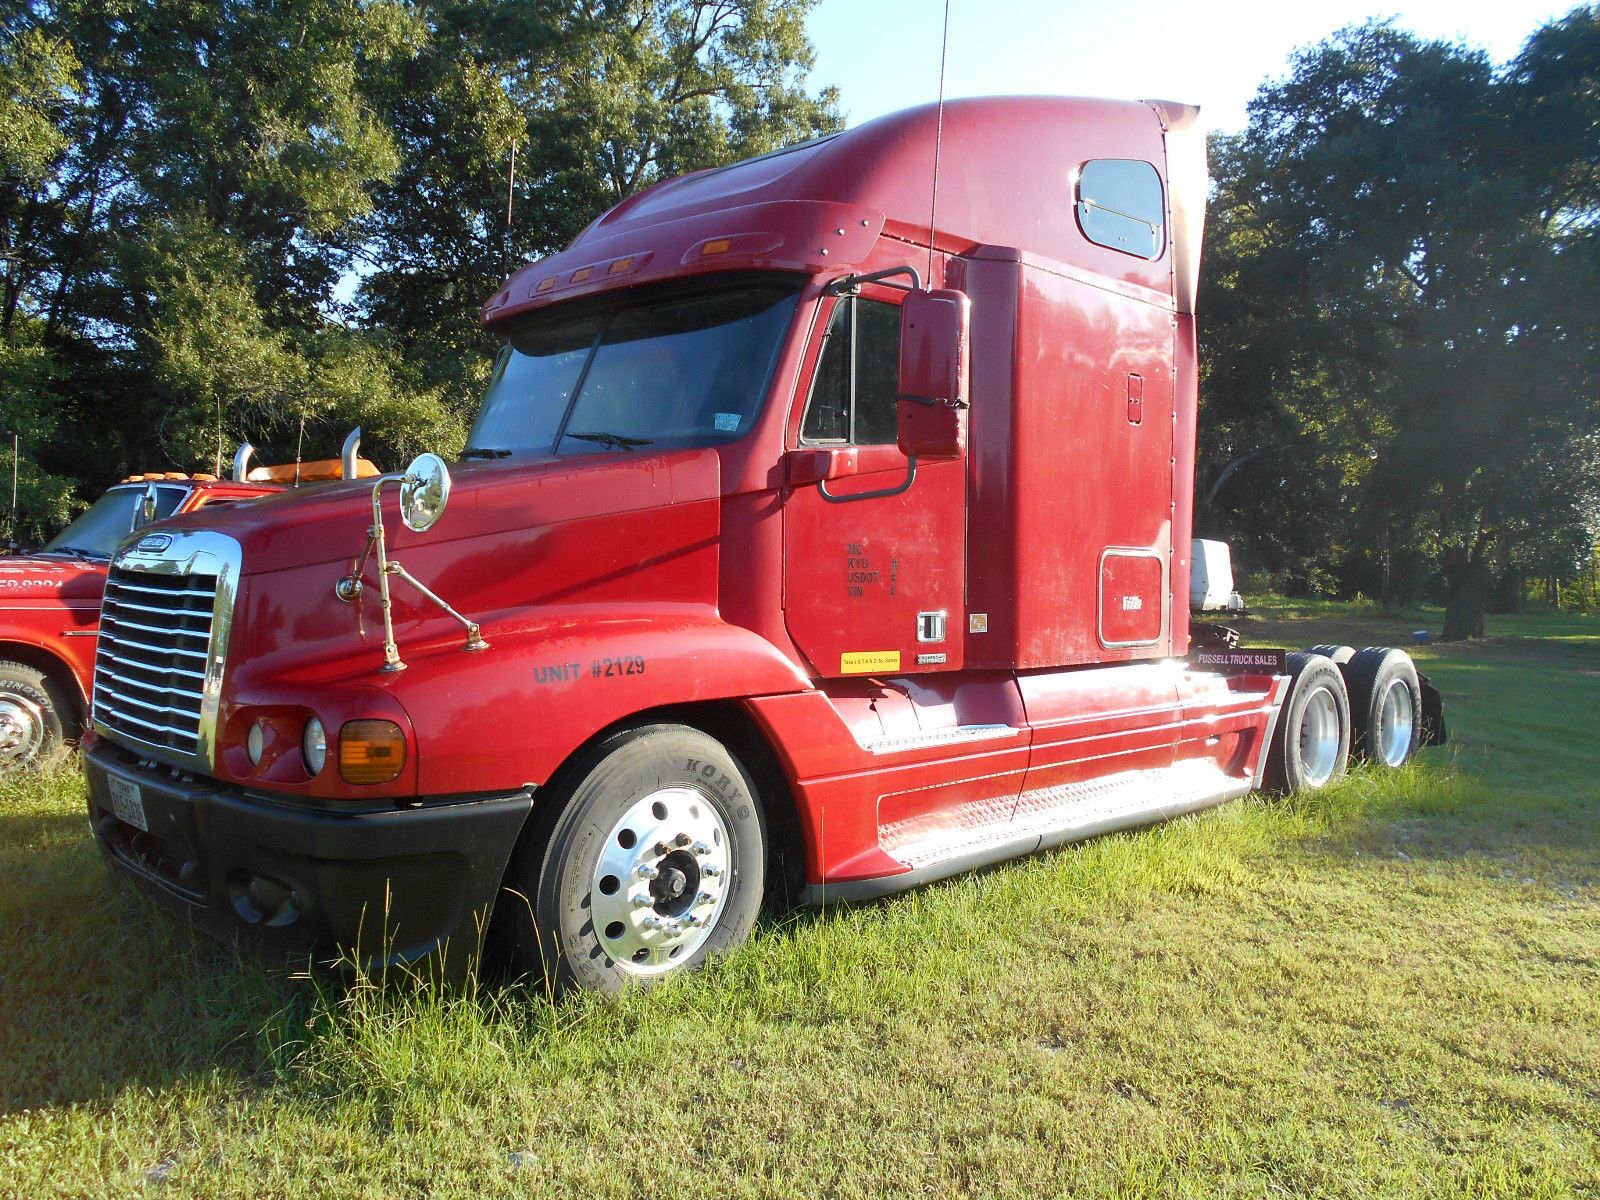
<box><xmin>841</xmin><ymin>651</ymin><xmax>901</xmax><ymax>674</ymax></box>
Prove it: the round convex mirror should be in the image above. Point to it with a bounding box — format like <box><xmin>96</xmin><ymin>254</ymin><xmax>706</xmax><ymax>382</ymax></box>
<box><xmin>399</xmin><ymin>452</ymin><xmax>451</xmax><ymax>532</ymax></box>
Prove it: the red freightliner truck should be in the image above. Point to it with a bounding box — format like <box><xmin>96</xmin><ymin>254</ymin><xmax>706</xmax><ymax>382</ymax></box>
<box><xmin>81</xmin><ymin>97</ymin><xmax>1442</xmax><ymax>991</ymax></box>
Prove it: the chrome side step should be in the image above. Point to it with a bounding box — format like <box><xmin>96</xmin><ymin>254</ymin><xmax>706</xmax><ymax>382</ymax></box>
<box><xmin>803</xmin><ymin>757</ymin><xmax>1254</xmax><ymax>904</ymax></box>
<box><xmin>855</xmin><ymin>722</ymin><xmax>1016</xmax><ymax>756</ymax></box>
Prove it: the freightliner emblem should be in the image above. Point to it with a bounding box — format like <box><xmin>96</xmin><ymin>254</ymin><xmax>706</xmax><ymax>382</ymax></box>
<box><xmin>134</xmin><ymin>533</ymin><xmax>173</xmax><ymax>553</ymax></box>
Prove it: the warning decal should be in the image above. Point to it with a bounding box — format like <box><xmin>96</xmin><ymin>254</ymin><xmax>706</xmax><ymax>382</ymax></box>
<box><xmin>840</xmin><ymin>651</ymin><xmax>901</xmax><ymax>675</ymax></box>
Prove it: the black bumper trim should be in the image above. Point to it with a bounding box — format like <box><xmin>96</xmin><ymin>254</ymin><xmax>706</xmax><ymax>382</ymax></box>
<box><xmin>84</xmin><ymin>745</ymin><xmax>534</xmax><ymax>977</ymax></box>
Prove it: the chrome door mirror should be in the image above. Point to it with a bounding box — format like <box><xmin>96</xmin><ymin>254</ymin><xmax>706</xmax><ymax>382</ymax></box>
<box><xmin>399</xmin><ymin>452</ymin><xmax>451</xmax><ymax>532</ymax></box>
<box><xmin>134</xmin><ymin>482</ymin><xmax>159</xmax><ymax>530</ymax></box>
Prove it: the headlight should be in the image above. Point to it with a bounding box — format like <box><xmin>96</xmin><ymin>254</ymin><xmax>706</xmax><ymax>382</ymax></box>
<box><xmin>302</xmin><ymin>717</ymin><xmax>327</xmax><ymax>775</ymax></box>
<box><xmin>246</xmin><ymin>721</ymin><xmax>265</xmax><ymax>767</ymax></box>
<box><xmin>339</xmin><ymin>719</ymin><xmax>407</xmax><ymax>784</ymax></box>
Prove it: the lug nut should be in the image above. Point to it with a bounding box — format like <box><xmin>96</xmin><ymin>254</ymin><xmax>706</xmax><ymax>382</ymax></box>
<box><xmin>641</xmin><ymin>915</ymin><xmax>664</xmax><ymax>930</ymax></box>
<box><xmin>636</xmin><ymin>864</ymin><xmax>658</xmax><ymax>880</ymax></box>
<box><xmin>674</xmin><ymin>832</ymin><xmax>693</xmax><ymax>848</ymax></box>
<box><xmin>702</xmin><ymin>864</ymin><xmax>722</xmax><ymax>878</ymax></box>
<box><xmin>691</xmin><ymin>841</ymin><xmax>711</xmax><ymax>856</ymax></box>
<box><xmin>631</xmin><ymin>894</ymin><xmax>653</xmax><ymax>909</ymax></box>
<box><xmin>695</xmin><ymin>891</ymin><xmax>716</xmax><ymax>907</ymax></box>
<box><xmin>654</xmin><ymin>841</ymin><xmax>672</xmax><ymax>857</ymax></box>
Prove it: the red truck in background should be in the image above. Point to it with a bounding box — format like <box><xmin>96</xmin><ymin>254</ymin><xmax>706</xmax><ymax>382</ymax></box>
<box><xmin>0</xmin><ymin>473</ymin><xmax>275</xmax><ymax>768</ymax></box>
<box><xmin>0</xmin><ymin>440</ymin><xmax>380</xmax><ymax>770</ymax></box>
<box><xmin>81</xmin><ymin>96</ymin><xmax>1443</xmax><ymax>992</ymax></box>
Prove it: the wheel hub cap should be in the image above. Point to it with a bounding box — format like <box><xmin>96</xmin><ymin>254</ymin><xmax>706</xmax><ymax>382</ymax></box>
<box><xmin>0</xmin><ymin>695</ymin><xmax>46</xmax><ymax>766</ymax></box>
<box><xmin>1298</xmin><ymin>685</ymin><xmax>1341</xmax><ymax>787</ymax></box>
<box><xmin>590</xmin><ymin>786</ymin><xmax>731</xmax><ymax>975</ymax></box>
<box><xmin>1376</xmin><ymin>678</ymin><xmax>1415</xmax><ymax>767</ymax></box>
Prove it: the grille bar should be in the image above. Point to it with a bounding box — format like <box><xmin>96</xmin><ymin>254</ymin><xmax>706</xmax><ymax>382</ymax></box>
<box><xmin>93</xmin><ymin>563</ymin><xmax>221</xmax><ymax>760</ymax></box>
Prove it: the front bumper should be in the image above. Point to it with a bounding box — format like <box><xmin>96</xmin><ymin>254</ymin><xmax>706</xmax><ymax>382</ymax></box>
<box><xmin>84</xmin><ymin>742</ymin><xmax>533</xmax><ymax>977</ymax></box>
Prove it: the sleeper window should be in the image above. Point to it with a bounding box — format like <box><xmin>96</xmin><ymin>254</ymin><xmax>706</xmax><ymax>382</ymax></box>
<box><xmin>1076</xmin><ymin>159</ymin><xmax>1165</xmax><ymax>260</ymax></box>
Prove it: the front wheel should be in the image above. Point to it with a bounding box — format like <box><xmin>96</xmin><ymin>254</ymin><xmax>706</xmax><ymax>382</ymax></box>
<box><xmin>1265</xmin><ymin>652</ymin><xmax>1352</xmax><ymax>794</ymax></box>
<box><xmin>499</xmin><ymin>724</ymin><xmax>766</xmax><ymax>994</ymax></box>
<box><xmin>0</xmin><ymin>660</ymin><xmax>76</xmax><ymax>772</ymax></box>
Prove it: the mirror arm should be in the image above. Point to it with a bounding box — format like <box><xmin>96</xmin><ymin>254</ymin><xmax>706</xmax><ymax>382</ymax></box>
<box><xmin>818</xmin><ymin>456</ymin><xmax>917</xmax><ymax>504</ymax></box>
<box><xmin>826</xmin><ymin>264</ymin><xmax>924</xmax><ymax>297</ymax></box>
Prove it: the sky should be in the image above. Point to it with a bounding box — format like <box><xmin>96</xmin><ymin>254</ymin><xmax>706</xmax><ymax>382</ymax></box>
<box><xmin>805</xmin><ymin>0</ymin><xmax>1575</xmax><ymax>134</ymax></box>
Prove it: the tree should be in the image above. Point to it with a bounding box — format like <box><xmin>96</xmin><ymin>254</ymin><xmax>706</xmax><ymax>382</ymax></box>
<box><xmin>1201</xmin><ymin>13</ymin><xmax>1600</xmax><ymax>638</ymax></box>
<box><xmin>356</xmin><ymin>0</ymin><xmax>841</xmax><ymax>419</ymax></box>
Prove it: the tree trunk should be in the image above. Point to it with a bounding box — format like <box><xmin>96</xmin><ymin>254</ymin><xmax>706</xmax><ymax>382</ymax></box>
<box><xmin>1440</xmin><ymin>549</ymin><xmax>1490</xmax><ymax>641</ymax></box>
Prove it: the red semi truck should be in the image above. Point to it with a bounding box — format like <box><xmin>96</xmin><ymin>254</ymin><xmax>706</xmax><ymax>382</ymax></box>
<box><xmin>82</xmin><ymin>97</ymin><xmax>1442</xmax><ymax>991</ymax></box>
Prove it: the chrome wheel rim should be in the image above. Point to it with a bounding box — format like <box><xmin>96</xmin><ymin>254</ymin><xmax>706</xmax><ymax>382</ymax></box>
<box><xmin>1298</xmin><ymin>686</ymin><xmax>1341</xmax><ymax>787</ymax></box>
<box><xmin>0</xmin><ymin>694</ymin><xmax>46</xmax><ymax>767</ymax></box>
<box><xmin>590</xmin><ymin>785</ymin><xmax>731</xmax><ymax>976</ymax></box>
<box><xmin>1376</xmin><ymin>678</ymin><xmax>1415</xmax><ymax>767</ymax></box>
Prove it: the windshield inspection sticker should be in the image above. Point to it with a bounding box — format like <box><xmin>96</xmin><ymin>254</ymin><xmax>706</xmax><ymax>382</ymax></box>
<box><xmin>713</xmin><ymin>412</ymin><xmax>741</xmax><ymax>432</ymax></box>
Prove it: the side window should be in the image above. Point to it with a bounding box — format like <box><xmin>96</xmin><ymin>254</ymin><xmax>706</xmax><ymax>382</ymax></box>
<box><xmin>1076</xmin><ymin>159</ymin><xmax>1165</xmax><ymax>260</ymax></box>
<box><xmin>800</xmin><ymin>296</ymin><xmax>901</xmax><ymax>445</ymax></box>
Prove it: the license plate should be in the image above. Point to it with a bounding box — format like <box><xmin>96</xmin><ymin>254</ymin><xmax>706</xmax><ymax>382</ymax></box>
<box><xmin>108</xmin><ymin>775</ymin><xmax>148</xmax><ymax>832</ymax></box>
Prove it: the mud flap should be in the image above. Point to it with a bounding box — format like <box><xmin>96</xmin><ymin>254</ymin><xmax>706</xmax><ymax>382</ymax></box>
<box><xmin>1418</xmin><ymin>670</ymin><xmax>1448</xmax><ymax>746</ymax></box>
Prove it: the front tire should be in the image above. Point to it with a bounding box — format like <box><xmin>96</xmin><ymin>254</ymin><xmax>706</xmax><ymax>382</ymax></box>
<box><xmin>500</xmin><ymin>724</ymin><xmax>766</xmax><ymax>994</ymax></box>
<box><xmin>0</xmin><ymin>660</ymin><xmax>75</xmax><ymax>771</ymax></box>
<box><xmin>1265</xmin><ymin>652</ymin><xmax>1352</xmax><ymax>794</ymax></box>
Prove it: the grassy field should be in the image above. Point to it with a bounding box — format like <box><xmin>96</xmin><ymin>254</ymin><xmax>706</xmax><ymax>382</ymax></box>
<box><xmin>1</xmin><ymin>602</ymin><xmax>1596</xmax><ymax>1198</ymax></box>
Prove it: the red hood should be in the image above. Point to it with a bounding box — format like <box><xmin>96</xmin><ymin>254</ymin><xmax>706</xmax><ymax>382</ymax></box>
<box><xmin>154</xmin><ymin>449</ymin><xmax>726</xmax><ymax>577</ymax></box>
<box><xmin>0</xmin><ymin>554</ymin><xmax>107</xmax><ymax>605</ymax></box>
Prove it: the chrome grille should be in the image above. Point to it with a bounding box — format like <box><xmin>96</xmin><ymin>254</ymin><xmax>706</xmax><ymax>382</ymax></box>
<box><xmin>94</xmin><ymin>570</ymin><xmax>218</xmax><ymax>757</ymax></box>
<box><xmin>91</xmin><ymin>529</ymin><xmax>241</xmax><ymax>771</ymax></box>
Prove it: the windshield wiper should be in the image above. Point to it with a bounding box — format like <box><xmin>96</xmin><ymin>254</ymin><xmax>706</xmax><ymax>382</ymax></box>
<box><xmin>462</xmin><ymin>447</ymin><xmax>512</xmax><ymax>459</ymax></box>
<box><xmin>41</xmin><ymin>545</ymin><xmax>102</xmax><ymax>559</ymax></box>
<box><xmin>564</xmin><ymin>431</ymin><xmax>654</xmax><ymax>452</ymax></box>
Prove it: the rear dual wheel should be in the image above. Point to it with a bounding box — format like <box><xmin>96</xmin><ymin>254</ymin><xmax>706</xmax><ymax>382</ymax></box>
<box><xmin>1266</xmin><ymin>652</ymin><xmax>1351</xmax><ymax>793</ymax></box>
<box><xmin>1344</xmin><ymin>648</ymin><xmax>1422</xmax><ymax>768</ymax></box>
<box><xmin>499</xmin><ymin>724</ymin><xmax>766</xmax><ymax>994</ymax></box>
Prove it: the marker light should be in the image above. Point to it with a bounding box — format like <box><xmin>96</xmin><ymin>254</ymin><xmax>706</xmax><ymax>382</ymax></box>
<box><xmin>302</xmin><ymin>717</ymin><xmax>327</xmax><ymax>776</ymax></box>
<box><xmin>340</xmin><ymin>720</ymin><xmax>407</xmax><ymax>785</ymax></box>
<box><xmin>246</xmin><ymin>721</ymin><xmax>265</xmax><ymax>767</ymax></box>
<box><xmin>700</xmin><ymin>238</ymin><xmax>732</xmax><ymax>256</ymax></box>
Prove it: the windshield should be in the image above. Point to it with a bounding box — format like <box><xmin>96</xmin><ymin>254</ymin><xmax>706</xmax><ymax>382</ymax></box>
<box><xmin>467</xmin><ymin>277</ymin><xmax>803</xmax><ymax>457</ymax></box>
<box><xmin>41</xmin><ymin>486</ymin><xmax>184</xmax><ymax>559</ymax></box>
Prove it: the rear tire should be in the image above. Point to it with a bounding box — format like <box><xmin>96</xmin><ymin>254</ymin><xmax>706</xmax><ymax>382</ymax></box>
<box><xmin>1307</xmin><ymin>643</ymin><xmax>1355</xmax><ymax>666</ymax></box>
<box><xmin>0</xmin><ymin>660</ymin><xmax>75</xmax><ymax>771</ymax></box>
<box><xmin>498</xmin><ymin>723</ymin><xmax>766</xmax><ymax>994</ymax></box>
<box><xmin>1265</xmin><ymin>652</ymin><xmax>1351</xmax><ymax>793</ymax></box>
<box><xmin>1345</xmin><ymin>647</ymin><xmax>1422</xmax><ymax>768</ymax></box>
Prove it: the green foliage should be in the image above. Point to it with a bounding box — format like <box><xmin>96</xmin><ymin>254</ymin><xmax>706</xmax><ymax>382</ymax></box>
<box><xmin>1202</xmin><ymin>10</ymin><xmax>1600</xmax><ymax>635</ymax></box>
<box><xmin>0</xmin><ymin>0</ymin><xmax>835</xmax><ymax>532</ymax></box>
<box><xmin>357</xmin><ymin>0</ymin><xmax>841</xmax><ymax>416</ymax></box>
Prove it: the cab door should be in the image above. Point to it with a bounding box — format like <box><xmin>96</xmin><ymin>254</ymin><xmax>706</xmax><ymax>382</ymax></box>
<box><xmin>782</xmin><ymin>290</ymin><xmax>967</xmax><ymax>678</ymax></box>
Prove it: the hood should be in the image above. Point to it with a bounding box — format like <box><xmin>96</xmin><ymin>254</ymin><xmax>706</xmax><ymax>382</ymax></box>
<box><xmin>151</xmin><ymin>448</ymin><xmax>726</xmax><ymax>577</ymax></box>
<box><xmin>0</xmin><ymin>554</ymin><xmax>106</xmax><ymax>605</ymax></box>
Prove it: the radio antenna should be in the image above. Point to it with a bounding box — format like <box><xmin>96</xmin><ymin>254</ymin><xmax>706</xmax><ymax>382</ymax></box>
<box><xmin>926</xmin><ymin>0</ymin><xmax>952</xmax><ymax>286</ymax></box>
<box><xmin>294</xmin><ymin>412</ymin><xmax>306</xmax><ymax>486</ymax></box>
<box><xmin>504</xmin><ymin>139</ymin><xmax>518</xmax><ymax>276</ymax></box>
<box><xmin>7</xmin><ymin>432</ymin><xmax>17</xmax><ymax>552</ymax></box>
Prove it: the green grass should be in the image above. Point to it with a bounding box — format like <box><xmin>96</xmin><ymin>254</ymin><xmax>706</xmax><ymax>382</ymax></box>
<box><xmin>1</xmin><ymin>605</ymin><xmax>1596</xmax><ymax>1198</ymax></box>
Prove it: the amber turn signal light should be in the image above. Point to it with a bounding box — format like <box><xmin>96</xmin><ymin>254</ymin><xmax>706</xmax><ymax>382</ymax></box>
<box><xmin>339</xmin><ymin>719</ymin><xmax>406</xmax><ymax>785</ymax></box>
